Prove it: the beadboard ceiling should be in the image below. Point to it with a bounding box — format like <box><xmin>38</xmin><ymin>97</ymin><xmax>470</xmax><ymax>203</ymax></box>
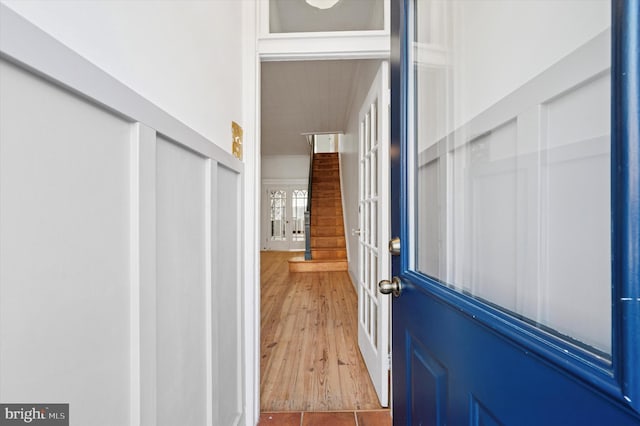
<box><xmin>261</xmin><ymin>60</ymin><xmax>362</xmax><ymax>156</ymax></box>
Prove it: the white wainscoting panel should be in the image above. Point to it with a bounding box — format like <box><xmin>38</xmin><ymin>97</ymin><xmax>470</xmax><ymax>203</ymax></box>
<box><xmin>156</xmin><ymin>136</ymin><xmax>209</xmax><ymax>426</ymax></box>
<box><xmin>0</xmin><ymin>5</ymin><xmax>245</xmax><ymax>425</ymax></box>
<box><xmin>213</xmin><ymin>165</ymin><xmax>243</xmax><ymax>426</ymax></box>
<box><xmin>0</xmin><ymin>59</ymin><xmax>132</xmax><ymax>425</ymax></box>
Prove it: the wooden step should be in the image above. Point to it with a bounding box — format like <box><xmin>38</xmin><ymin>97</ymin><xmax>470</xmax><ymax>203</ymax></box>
<box><xmin>311</xmin><ymin>236</ymin><xmax>346</xmax><ymax>248</ymax></box>
<box><xmin>311</xmin><ymin>216</ymin><xmax>343</xmax><ymax>226</ymax></box>
<box><xmin>311</xmin><ymin>226</ymin><xmax>344</xmax><ymax>237</ymax></box>
<box><xmin>312</xmin><ymin>248</ymin><xmax>347</xmax><ymax>259</ymax></box>
<box><xmin>312</xmin><ymin>175</ymin><xmax>339</xmax><ymax>183</ymax></box>
<box><xmin>288</xmin><ymin>257</ymin><xmax>347</xmax><ymax>272</ymax></box>
<box><xmin>311</xmin><ymin>197</ymin><xmax>341</xmax><ymax>204</ymax></box>
<box><xmin>312</xmin><ymin>197</ymin><xmax>342</xmax><ymax>204</ymax></box>
<box><xmin>312</xmin><ymin>184</ymin><xmax>340</xmax><ymax>192</ymax></box>
<box><xmin>312</xmin><ymin>187</ymin><xmax>341</xmax><ymax>194</ymax></box>
<box><xmin>313</xmin><ymin>180</ymin><xmax>339</xmax><ymax>186</ymax></box>
<box><xmin>312</xmin><ymin>206</ymin><xmax>342</xmax><ymax>217</ymax></box>
<box><xmin>313</xmin><ymin>192</ymin><xmax>340</xmax><ymax>198</ymax></box>
<box><xmin>310</xmin><ymin>198</ymin><xmax>341</xmax><ymax>208</ymax></box>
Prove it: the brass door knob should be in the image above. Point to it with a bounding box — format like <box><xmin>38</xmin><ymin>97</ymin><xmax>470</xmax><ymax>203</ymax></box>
<box><xmin>378</xmin><ymin>277</ymin><xmax>402</xmax><ymax>297</ymax></box>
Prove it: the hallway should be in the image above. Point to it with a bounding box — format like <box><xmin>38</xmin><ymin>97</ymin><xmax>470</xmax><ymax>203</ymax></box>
<box><xmin>260</xmin><ymin>251</ymin><xmax>382</xmax><ymax>412</ymax></box>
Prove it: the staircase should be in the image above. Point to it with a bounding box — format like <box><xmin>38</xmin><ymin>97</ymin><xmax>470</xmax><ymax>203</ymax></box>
<box><xmin>289</xmin><ymin>153</ymin><xmax>347</xmax><ymax>272</ymax></box>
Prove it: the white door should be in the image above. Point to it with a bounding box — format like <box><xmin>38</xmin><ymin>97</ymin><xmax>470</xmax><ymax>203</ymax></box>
<box><xmin>357</xmin><ymin>61</ymin><xmax>390</xmax><ymax>407</ymax></box>
<box><xmin>265</xmin><ymin>186</ymin><xmax>308</xmax><ymax>251</ymax></box>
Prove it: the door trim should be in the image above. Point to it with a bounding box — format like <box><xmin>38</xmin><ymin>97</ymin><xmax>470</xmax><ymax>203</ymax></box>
<box><xmin>611</xmin><ymin>0</ymin><xmax>640</xmax><ymax>411</ymax></box>
<box><xmin>250</xmin><ymin>3</ymin><xmax>394</xmax><ymax>421</ymax></box>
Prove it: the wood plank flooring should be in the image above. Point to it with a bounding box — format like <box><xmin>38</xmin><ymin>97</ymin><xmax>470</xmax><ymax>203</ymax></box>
<box><xmin>261</xmin><ymin>251</ymin><xmax>382</xmax><ymax>411</ymax></box>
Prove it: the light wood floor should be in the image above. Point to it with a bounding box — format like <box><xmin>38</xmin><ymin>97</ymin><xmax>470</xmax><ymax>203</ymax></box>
<box><xmin>260</xmin><ymin>251</ymin><xmax>382</xmax><ymax>412</ymax></box>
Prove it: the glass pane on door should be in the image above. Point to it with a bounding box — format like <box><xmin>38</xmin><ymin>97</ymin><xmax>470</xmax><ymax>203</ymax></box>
<box><xmin>291</xmin><ymin>189</ymin><xmax>308</xmax><ymax>242</ymax></box>
<box><xmin>411</xmin><ymin>1</ymin><xmax>612</xmax><ymax>356</ymax></box>
<box><xmin>269</xmin><ymin>190</ymin><xmax>287</xmax><ymax>241</ymax></box>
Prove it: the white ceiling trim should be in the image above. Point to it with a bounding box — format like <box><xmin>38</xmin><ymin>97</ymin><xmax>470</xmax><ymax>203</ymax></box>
<box><xmin>258</xmin><ymin>33</ymin><xmax>390</xmax><ymax>62</ymax></box>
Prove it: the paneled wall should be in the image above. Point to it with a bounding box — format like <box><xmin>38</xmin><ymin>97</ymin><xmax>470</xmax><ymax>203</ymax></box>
<box><xmin>0</xmin><ymin>7</ymin><xmax>244</xmax><ymax>426</ymax></box>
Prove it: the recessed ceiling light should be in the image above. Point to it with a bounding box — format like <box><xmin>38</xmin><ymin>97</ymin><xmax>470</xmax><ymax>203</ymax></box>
<box><xmin>305</xmin><ymin>0</ymin><xmax>341</xmax><ymax>10</ymax></box>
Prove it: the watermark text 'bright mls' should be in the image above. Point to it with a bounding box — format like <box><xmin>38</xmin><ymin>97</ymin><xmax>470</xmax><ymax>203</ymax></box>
<box><xmin>0</xmin><ymin>404</ymin><xmax>68</xmax><ymax>425</ymax></box>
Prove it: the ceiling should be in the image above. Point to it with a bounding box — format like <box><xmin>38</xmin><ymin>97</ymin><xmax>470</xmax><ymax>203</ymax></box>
<box><xmin>261</xmin><ymin>60</ymin><xmax>367</xmax><ymax>156</ymax></box>
<box><xmin>269</xmin><ymin>0</ymin><xmax>384</xmax><ymax>33</ymax></box>
<box><xmin>261</xmin><ymin>1</ymin><xmax>385</xmax><ymax>156</ymax></box>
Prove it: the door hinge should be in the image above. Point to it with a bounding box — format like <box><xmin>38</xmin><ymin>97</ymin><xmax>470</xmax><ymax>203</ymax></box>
<box><xmin>387</xmin><ymin>352</ymin><xmax>392</xmax><ymax>370</ymax></box>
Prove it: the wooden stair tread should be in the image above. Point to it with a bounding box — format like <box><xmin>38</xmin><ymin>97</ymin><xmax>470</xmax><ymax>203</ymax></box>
<box><xmin>288</xmin><ymin>256</ymin><xmax>345</xmax><ymax>263</ymax></box>
<box><xmin>288</xmin><ymin>256</ymin><xmax>347</xmax><ymax>272</ymax></box>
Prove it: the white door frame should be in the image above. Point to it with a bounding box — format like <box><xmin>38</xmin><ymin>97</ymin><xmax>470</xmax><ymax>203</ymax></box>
<box><xmin>244</xmin><ymin>1</ymin><xmax>392</xmax><ymax>422</ymax></box>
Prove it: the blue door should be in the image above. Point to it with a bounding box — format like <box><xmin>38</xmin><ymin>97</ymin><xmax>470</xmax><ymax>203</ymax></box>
<box><xmin>388</xmin><ymin>1</ymin><xmax>640</xmax><ymax>424</ymax></box>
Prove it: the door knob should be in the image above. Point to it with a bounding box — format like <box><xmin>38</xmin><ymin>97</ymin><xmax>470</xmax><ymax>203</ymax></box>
<box><xmin>388</xmin><ymin>237</ymin><xmax>401</xmax><ymax>256</ymax></box>
<box><xmin>378</xmin><ymin>277</ymin><xmax>402</xmax><ymax>297</ymax></box>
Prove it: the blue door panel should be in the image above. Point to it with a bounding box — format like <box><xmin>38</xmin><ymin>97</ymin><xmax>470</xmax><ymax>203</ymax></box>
<box><xmin>470</xmin><ymin>398</ymin><xmax>502</xmax><ymax>426</ymax></box>
<box><xmin>407</xmin><ymin>337</ymin><xmax>448</xmax><ymax>425</ymax></box>
<box><xmin>392</xmin><ymin>281</ymin><xmax>640</xmax><ymax>425</ymax></box>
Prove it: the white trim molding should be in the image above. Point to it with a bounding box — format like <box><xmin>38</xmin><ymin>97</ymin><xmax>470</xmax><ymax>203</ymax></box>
<box><xmin>259</xmin><ymin>33</ymin><xmax>390</xmax><ymax>61</ymax></box>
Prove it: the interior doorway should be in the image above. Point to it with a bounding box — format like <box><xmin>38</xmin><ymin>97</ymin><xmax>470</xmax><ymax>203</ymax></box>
<box><xmin>259</xmin><ymin>59</ymin><xmax>386</xmax><ymax>413</ymax></box>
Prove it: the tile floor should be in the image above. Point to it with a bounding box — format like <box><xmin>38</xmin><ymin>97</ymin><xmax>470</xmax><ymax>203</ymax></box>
<box><xmin>258</xmin><ymin>410</ymin><xmax>391</xmax><ymax>426</ymax></box>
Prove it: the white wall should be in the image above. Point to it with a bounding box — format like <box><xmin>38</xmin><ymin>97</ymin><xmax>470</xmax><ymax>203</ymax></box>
<box><xmin>340</xmin><ymin>60</ymin><xmax>381</xmax><ymax>284</ymax></box>
<box><xmin>1</xmin><ymin>0</ymin><xmax>243</xmax><ymax>152</ymax></box>
<box><xmin>262</xmin><ymin>155</ymin><xmax>309</xmax><ymax>180</ymax></box>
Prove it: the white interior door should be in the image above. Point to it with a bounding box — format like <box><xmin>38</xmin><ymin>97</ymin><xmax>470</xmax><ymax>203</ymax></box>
<box><xmin>357</xmin><ymin>61</ymin><xmax>390</xmax><ymax>407</ymax></box>
<box><xmin>265</xmin><ymin>185</ymin><xmax>307</xmax><ymax>251</ymax></box>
